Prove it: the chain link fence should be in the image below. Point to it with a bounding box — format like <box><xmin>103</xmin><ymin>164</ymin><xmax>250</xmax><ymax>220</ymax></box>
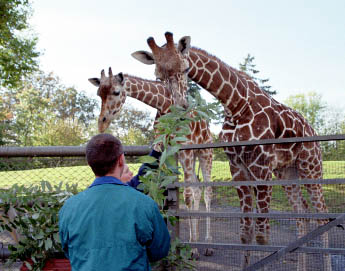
<box><xmin>1</xmin><ymin>136</ymin><xmax>345</xmax><ymax>270</ymax></box>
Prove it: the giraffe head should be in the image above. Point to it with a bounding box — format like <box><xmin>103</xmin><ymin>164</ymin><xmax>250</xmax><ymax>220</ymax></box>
<box><xmin>88</xmin><ymin>67</ymin><xmax>127</xmax><ymax>133</ymax></box>
<box><xmin>132</xmin><ymin>32</ymin><xmax>191</xmax><ymax>109</ymax></box>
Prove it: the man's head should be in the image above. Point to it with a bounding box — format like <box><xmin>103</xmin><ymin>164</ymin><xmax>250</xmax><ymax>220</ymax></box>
<box><xmin>86</xmin><ymin>134</ymin><xmax>124</xmax><ymax>177</ymax></box>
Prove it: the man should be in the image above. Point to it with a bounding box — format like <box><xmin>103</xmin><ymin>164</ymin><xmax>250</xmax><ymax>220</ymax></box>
<box><xmin>59</xmin><ymin>134</ymin><xmax>170</xmax><ymax>270</ymax></box>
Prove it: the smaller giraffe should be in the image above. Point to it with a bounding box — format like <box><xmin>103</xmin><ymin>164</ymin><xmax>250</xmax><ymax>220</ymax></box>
<box><xmin>89</xmin><ymin>68</ymin><xmax>214</xmax><ymax>258</ymax></box>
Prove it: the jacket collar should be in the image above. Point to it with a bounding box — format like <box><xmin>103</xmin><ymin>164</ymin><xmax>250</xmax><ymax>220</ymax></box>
<box><xmin>89</xmin><ymin>176</ymin><xmax>128</xmax><ymax>188</ymax></box>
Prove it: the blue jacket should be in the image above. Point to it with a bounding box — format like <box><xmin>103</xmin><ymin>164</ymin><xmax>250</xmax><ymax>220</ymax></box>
<box><xmin>59</xmin><ymin>151</ymin><xmax>170</xmax><ymax>271</ymax></box>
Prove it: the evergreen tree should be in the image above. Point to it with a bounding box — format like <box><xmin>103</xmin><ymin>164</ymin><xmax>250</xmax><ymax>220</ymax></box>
<box><xmin>239</xmin><ymin>54</ymin><xmax>277</xmax><ymax>96</ymax></box>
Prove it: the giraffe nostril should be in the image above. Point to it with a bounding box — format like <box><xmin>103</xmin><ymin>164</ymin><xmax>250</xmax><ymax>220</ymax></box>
<box><xmin>102</xmin><ymin>117</ymin><xmax>106</xmax><ymax>122</ymax></box>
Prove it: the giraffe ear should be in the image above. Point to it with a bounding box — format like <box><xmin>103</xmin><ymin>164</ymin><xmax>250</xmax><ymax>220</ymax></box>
<box><xmin>88</xmin><ymin>78</ymin><xmax>100</xmax><ymax>87</ymax></box>
<box><xmin>178</xmin><ymin>36</ymin><xmax>191</xmax><ymax>55</ymax></box>
<box><xmin>115</xmin><ymin>72</ymin><xmax>125</xmax><ymax>85</ymax></box>
<box><xmin>131</xmin><ymin>51</ymin><xmax>155</xmax><ymax>65</ymax></box>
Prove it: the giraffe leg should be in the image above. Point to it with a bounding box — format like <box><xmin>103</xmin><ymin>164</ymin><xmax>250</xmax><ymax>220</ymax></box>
<box><xmin>278</xmin><ymin>167</ymin><xmax>309</xmax><ymax>271</ymax></box>
<box><xmin>282</xmin><ymin>184</ymin><xmax>309</xmax><ymax>271</ymax></box>
<box><xmin>228</xmin><ymin>159</ymin><xmax>255</xmax><ymax>269</ymax></box>
<box><xmin>191</xmin><ymin>185</ymin><xmax>202</xmax><ymax>242</ymax></box>
<box><xmin>304</xmin><ymin>183</ymin><xmax>331</xmax><ymax>271</ymax></box>
<box><xmin>254</xmin><ymin>184</ymin><xmax>272</xmax><ymax>246</ymax></box>
<box><xmin>179</xmin><ymin>150</ymin><xmax>200</xmax><ymax>259</ymax></box>
<box><xmin>198</xmin><ymin>148</ymin><xmax>214</xmax><ymax>256</ymax></box>
<box><xmin>237</xmin><ymin>184</ymin><xmax>254</xmax><ymax>269</ymax></box>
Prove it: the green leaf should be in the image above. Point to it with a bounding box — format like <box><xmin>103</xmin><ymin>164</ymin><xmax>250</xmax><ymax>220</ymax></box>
<box><xmin>44</xmin><ymin>238</ymin><xmax>53</xmax><ymax>250</ymax></box>
<box><xmin>32</xmin><ymin>213</ymin><xmax>40</xmax><ymax>220</ymax></box>
<box><xmin>159</xmin><ymin>150</ymin><xmax>167</xmax><ymax>168</ymax></box>
<box><xmin>46</xmin><ymin>181</ymin><xmax>52</xmax><ymax>192</ymax></box>
<box><xmin>160</xmin><ymin>176</ymin><xmax>176</xmax><ymax>188</ymax></box>
<box><xmin>138</xmin><ymin>155</ymin><xmax>157</xmax><ymax>164</ymax></box>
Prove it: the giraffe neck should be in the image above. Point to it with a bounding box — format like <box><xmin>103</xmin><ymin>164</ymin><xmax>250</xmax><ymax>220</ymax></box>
<box><xmin>167</xmin><ymin>73</ymin><xmax>189</xmax><ymax>109</ymax></box>
<box><xmin>123</xmin><ymin>74</ymin><xmax>172</xmax><ymax>115</ymax></box>
<box><xmin>187</xmin><ymin>47</ymin><xmax>258</xmax><ymax>119</ymax></box>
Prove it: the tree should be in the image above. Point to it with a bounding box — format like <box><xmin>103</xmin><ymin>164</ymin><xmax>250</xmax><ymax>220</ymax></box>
<box><xmin>108</xmin><ymin>104</ymin><xmax>154</xmax><ymax>145</ymax></box>
<box><xmin>239</xmin><ymin>54</ymin><xmax>277</xmax><ymax>96</ymax></box>
<box><xmin>284</xmin><ymin>91</ymin><xmax>326</xmax><ymax>134</ymax></box>
<box><xmin>32</xmin><ymin>118</ymin><xmax>88</xmax><ymax>146</ymax></box>
<box><xmin>1</xmin><ymin>71</ymin><xmax>98</xmax><ymax>146</ymax></box>
<box><xmin>0</xmin><ymin>0</ymin><xmax>40</xmax><ymax>89</ymax></box>
<box><xmin>11</xmin><ymin>85</ymin><xmax>52</xmax><ymax>145</ymax></box>
<box><xmin>284</xmin><ymin>92</ymin><xmax>345</xmax><ymax>160</ymax></box>
<box><xmin>28</xmin><ymin>71</ymin><xmax>98</xmax><ymax>127</ymax></box>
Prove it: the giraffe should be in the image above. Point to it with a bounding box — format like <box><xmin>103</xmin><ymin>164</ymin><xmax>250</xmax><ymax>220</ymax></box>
<box><xmin>132</xmin><ymin>32</ymin><xmax>330</xmax><ymax>270</ymax></box>
<box><xmin>88</xmin><ymin>67</ymin><xmax>214</xmax><ymax>258</ymax></box>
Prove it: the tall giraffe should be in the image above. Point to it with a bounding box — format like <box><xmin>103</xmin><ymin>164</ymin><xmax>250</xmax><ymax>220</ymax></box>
<box><xmin>132</xmin><ymin>32</ymin><xmax>330</xmax><ymax>270</ymax></box>
<box><xmin>88</xmin><ymin>68</ymin><xmax>214</xmax><ymax>258</ymax></box>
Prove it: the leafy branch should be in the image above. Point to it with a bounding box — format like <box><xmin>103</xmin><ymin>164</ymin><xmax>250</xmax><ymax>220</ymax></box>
<box><xmin>138</xmin><ymin>100</ymin><xmax>211</xmax><ymax>270</ymax></box>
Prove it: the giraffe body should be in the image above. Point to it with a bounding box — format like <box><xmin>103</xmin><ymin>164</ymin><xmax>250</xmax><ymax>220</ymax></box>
<box><xmin>133</xmin><ymin>34</ymin><xmax>330</xmax><ymax>270</ymax></box>
<box><xmin>89</xmin><ymin>68</ymin><xmax>214</xmax><ymax>258</ymax></box>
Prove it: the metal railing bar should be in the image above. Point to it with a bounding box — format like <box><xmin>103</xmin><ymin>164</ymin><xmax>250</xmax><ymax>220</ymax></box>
<box><xmin>179</xmin><ymin>134</ymin><xmax>345</xmax><ymax>150</ymax></box>
<box><xmin>182</xmin><ymin>242</ymin><xmax>345</xmax><ymax>255</ymax></box>
<box><xmin>1</xmin><ymin>134</ymin><xmax>344</xmax><ymax>157</ymax></box>
<box><xmin>0</xmin><ymin>145</ymin><xmax>151</xmax><ymax>157</ymax></box>
<box><xmin>168</xmin><ymin>211</ymin><xmax>343</xmax><ymax>219</ymax></box>
<box><xmin>167</xmin><ymin>178</ymin><xmax>345</xmax><ymax>188</ymax></box>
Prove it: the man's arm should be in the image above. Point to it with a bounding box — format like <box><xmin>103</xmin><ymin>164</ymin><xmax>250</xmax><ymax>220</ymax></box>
<box><xmin>146</xmin><ymin>202</ymin><xmax>171</xmax><ymax>262</ymax></box>
<box><xmin>58</xmin><ymin>207</ymin><xmax>70</xmax><ymax>259</ymax></box>
<box><xmin>127</xmin><ymin>149</ymin><xmax>161</xmax><ymax>189</ymax></box>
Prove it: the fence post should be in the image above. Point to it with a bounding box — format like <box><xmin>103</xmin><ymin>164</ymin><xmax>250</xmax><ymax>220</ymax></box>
<box><xmin>167</xmin><ymin>185</ymin><xmax>180</xmax><ymax>240</ymax></box>
<box><xmin>166</xmin><ymin>153</ymin><xmax>180</xmax><ymax>240</ymax></box>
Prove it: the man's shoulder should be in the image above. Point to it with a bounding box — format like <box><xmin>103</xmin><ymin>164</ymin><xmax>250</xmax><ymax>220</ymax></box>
<box><xmin>126</xmin><ymin>186</ymin><xmax>156</xmax><ymax>206</ymax></box>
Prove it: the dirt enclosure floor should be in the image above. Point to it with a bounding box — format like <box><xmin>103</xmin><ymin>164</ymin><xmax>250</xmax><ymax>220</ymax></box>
<box><xmin>177</xmin><ymin>204</ymin><xmax>345</xmax><ymax>271</ymax></box>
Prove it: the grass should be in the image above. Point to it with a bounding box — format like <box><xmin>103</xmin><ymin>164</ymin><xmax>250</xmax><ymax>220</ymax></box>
<box><xmin>1</xmin><ymin>161</ymin><xmax>344</xmax><ymax>212</ymax></box>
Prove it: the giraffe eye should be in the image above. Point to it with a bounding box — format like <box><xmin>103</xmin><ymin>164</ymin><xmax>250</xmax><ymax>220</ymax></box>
<box><xmin>184</xmin><ymin>67</ymin><xmax>190</xmax><ymax>74</ymax></box>
<box><xmin>113</xmin><ymin>91</ymin><xmax>120</xmax><ymax>96</ymax></box>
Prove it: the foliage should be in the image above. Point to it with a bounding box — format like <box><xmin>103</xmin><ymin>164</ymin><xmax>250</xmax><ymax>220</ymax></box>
<box><xmin>284</xmin><ymin>92</ymin><xmax>345</xmax><ymax>160</ymax></box>
<box><xmin>0</xmin><ymin>0</ymin><xmax>40</xmax><ymax>89</ymax></box>
<box><xmin>0</xmin><ymin>181</ymin><xmax>78</xmax><ymax>271</ymax></box>
<box><xmin>321</xmin><ymin>112</ymin><xmax>345</xmax><ymax>160</ymax></box>
<box><xmin>34</xmin><ymin>118</ymin><xmax>88</xmax><ymax>146</ymax></box>
<box><xmin>239</xmin><ymin>54</ymin><xmax>277</xmax><ymax>96</ymax></box>
<box><xmin>0</xmin><ymin>71</ymin><xmax>98</xmax><ymax>146</ymax></box>
<box><xmin>211</xmin><ymin>132</ymin><xmax>228</xmax><ymax>161</ymax></box>
<box><xmin>284</xmin><ymin>91</ymin><xmax>326</xmax><ymax>133</ymax></box>
<box><xmin>109</xmin><ymin>104</ymin><xmax>154</xmax><ymax>145</ymax></box>
<box><xmin>138</xmin><ymin>103</ymin><xmax>201</xmax><ymax>270</ymax></box>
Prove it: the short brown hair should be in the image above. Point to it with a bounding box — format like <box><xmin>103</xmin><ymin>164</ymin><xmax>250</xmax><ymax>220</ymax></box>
<box><xmin>86</xmin><ymin>134</ymin><xmax>124</xmax><ymax>176</ymax></box>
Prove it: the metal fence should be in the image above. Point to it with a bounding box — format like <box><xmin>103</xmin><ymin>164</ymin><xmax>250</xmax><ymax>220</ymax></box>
<box><xmin>1</xmin><ymin>135</ymin><xmax>345</xmax><ymax>270</ymax></box>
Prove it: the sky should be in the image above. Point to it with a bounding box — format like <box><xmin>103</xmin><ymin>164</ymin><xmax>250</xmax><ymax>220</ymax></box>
<box><xmin>29</xmin><ymin>0</ymin><xmax>345</xmax><ymax>129</ymax></box>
